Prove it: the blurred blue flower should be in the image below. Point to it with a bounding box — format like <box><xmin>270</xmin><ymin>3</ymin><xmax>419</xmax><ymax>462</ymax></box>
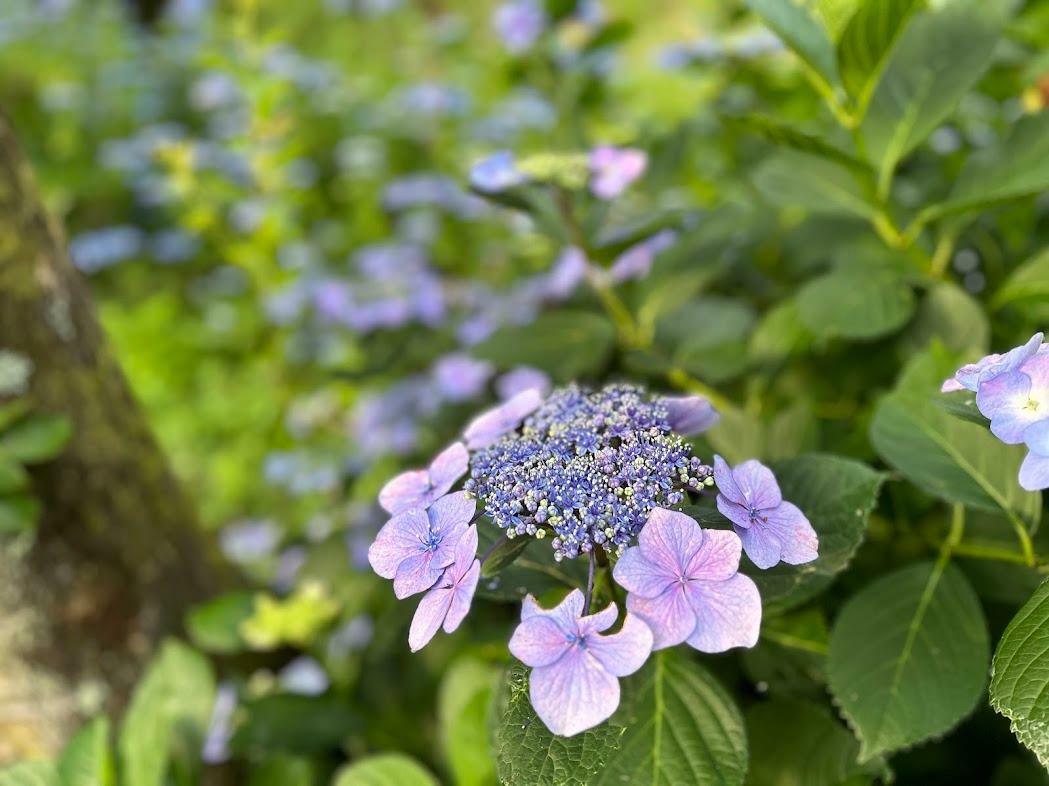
<box><xmin>69</xmin><ymin>226</ymin><xmax>145</xmax><ymax>273</ymax></box>
<box><xmin>493</xmin><ymin>0</ymin><xmax>547</xmax><ymax>54</ymax></box>
<box><xmin>432</xmin><ymin>353</ymin><xmax>494</xmax><ymax>402</ymax></box>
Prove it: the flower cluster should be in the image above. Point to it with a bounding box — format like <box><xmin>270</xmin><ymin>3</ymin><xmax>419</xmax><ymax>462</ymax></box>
<box><xmin>368</xmin><ymin>382</ymin><xmax>818</xmax><ymax>737</ymax></box>
<box><xmin>942</xmin><ymin>332</ymin><xmax>1049</xmax><ymax>490</ymax></box>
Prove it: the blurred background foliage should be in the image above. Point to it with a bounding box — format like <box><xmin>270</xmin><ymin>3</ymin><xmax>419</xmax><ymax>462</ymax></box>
<box><xmin>0</xmin><ymin>0</ymin><xmax>1048</xmax><ymax>783</ymax></box>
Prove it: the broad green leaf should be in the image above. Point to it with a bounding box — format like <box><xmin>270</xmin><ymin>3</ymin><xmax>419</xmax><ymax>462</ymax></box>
<box><xmin>0</xmin><ymin>495</ymin><xmax>40</xmax><ymax>535</ymax></box>
<box><xmin>118</xmin><ymin>640</ymin><xmax>215</xmax><ymax>786</ymax></box>
<box><xmin>230</xmin><ymin>695</ymin><xmax>359</xmax><ymax>756</ymax></box>
<box><xmin>990</xmin><ymin>579</ymin><xmax>1049</xmax><ymax>769</ymax></box>
<box><xmin>59</xmin><ymin>717</ymin><xmax>114</xmax><ymax>786</ymax></box>
<box><xmin>753</xmin><ymin>151</ymin><xmax>877</xmax><ymax>219</ymax></box>
<box><xmin>0</xmin><ymin>401</ymin><xmax>31</xmax><ymax>432</ymax></box>
<box><xmin>744</xmin><ymin>0</ymin><xmax>840</xmax><ymax>87</ymax></box>
<box><xmin>594</xmin><ymin>651</ymin><xmax>748</xmax><ymax>786</ymax></box>
<box><xmin>902</xmin><ymin>281</ymin><xmax>989</xmax><ymax>356</ymax></box>
<box><xmin>475</xmin><ymin>525</ymin><xmax>585</xmax><ymax>602</ymax></box>
<box><xmin>933</xmin><ymin>393</ymin><xmax>986</xmax><ymax>427</ymax></box>
<box><xmin>817</xmin><ymin>0</ymin><xmax>862</xmax><ymax>38</ymax></box>
<box><xmin>472</xmin><ymin>311</ymin><xmax>616</xmax><ymax>382</ymax></box>
<box><xmin>993</xmin><ymin>248</ymin><xmax>1049</xmax><ymax>312</ymax></box>
<box><xmin>746</xmin><ymin>699</ymin><xmax>875</xmax><ymax>785</ymax></box>
<box><xmin>495</xmin><ymin>665</ymin><xmax>624</xmax><ymax>786</ymax></box>
<box><xmin>750</xmin><ymin>454</ymin><xmax>884</xmax><ymax>610</ymax></box>
<box><xmin>438</xmin><ymin>658</ymin><xmax>498</xmax><ymax>786</ymax></box>
<box><xmin>186</xmin><ymin>591</ymin><xmax>255</xmax><ymax>654</ymax></box>
<box><xmin>797</xmin><ymin>268</ymin><xmax>915</xmax><ymax>340</ymax></box>
<box><xmin>240</xmin><ymin>582</ymin><xmax>340</xmax><ymax>650</ymax></box>
<box><xmin>662</xmin><ymin>297</ymin><xmax>755</xmax><ymax>383</ymax></box>
<box><xmin>748</xmin><ymin>300</ymin><xmax>813</xmax><ymax>363</ymax></box>
<box><xmin>246</xmin><ymin>755</ymin><xmax>317</xmax><ymax>786</ymax></box>
<box><xmin>0</xmin><ymin>762</ymin><xmax>58</xmax><ymax>786</ymax></box>
<box><xmin>927</xmin><ymin>112</ymin><xmax>1049</xmax><ymax>220</ymax></box>
<box><xmin>827</xmin><ymin>561</ymin><xmax>989</xmax><ymax>760</ymax></box>
<box><xmin>480</xmin><ymin>531</ymin><xmax>532</xmax><ymax>578</ymax></box>
<box><xmin>742</xmin><ymin>609</ymin><xmax>829</xmax><ymax>702</ymax></box>
<box><xmin>860</xmin><ymin>5</ymin><xmax>999</xmax><ymax>182</ymax></box>
<box><xmin>0</xmin><ymin>460</ymin><xmax>29</xmax><ymax>494</ymax></box>
<box><xmin>837</xmin><ymin>0</ymin><xmax>925</xmax><ymax>112</ymax></box>
<box><xmin>870</xmin><ymin>348</ymin><xmax>1041</xmax><ymax>525</ymax></box>
<box><xmin>0</xmin><ymin>415</ymin><xmax>71</xmax><ymax>464</ymax></box>
<box><xmin>726</xmin><ymin>115</ymin><xmax>868</xmax><ymax>171</ymax></box>
<box><xmin>332</xmin><ymin>754</ymin><xmax>438</xmax><ymax>786</ymax></box>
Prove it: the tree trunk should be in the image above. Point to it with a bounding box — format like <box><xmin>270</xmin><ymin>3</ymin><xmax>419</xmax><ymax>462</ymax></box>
<box><xmin>0</xmin><ymin>112</ymin><xmax>223</xmax><ymax>761</ymax></box>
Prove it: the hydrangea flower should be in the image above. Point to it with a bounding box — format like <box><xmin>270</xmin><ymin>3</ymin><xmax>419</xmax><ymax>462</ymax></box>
<box><xmin>508</xmin><ymin>590</ymin><xmax>652</xmax><ymax>736</ymax></box>
<box><xmin>613</xmin><ymin>508</ymin><xmax>760</xmax><ymax>651</ymax></box>
<box><xmin>493</xmin><ymin>0</ymin><xmax>547</xmax><ymax>54</ymax></box>
<box><xmin>975</xmin><ymin>352</ymin><xmax>1049</xmax><ymax>444</ymax></box>
<box><xmin>368</xmin><ymin>491</ymin><xmax>476</xmax><ymax>598</ymax></box>
<box><xmin>470</xmin><ymin>151</ymin><xmax>527</xmax><ymax>192</ymax></box>
<box><xmin>589</xmin><ymin>146</ymin><xmax>648</xmax><ymax>199</ymax></box>
<box><xmin>941</xmin><ymin>332</ymin><xmax>1044</xmax><ymax>392</ymax></box>
<box><xmin>467</xmin><ymin>385</ymin><xmax>707</xmax><ymax>559</ymax></box>
<box><xmin>663</xmin><ymin>395</ymin><xmax>720</xmax><ymax>436</ymax></box>
<box><xmin>607</xmin><ymin>230</ymin><xmax>677</xmax><ymax>283</ymax></box>
<box><xmin>378</xmin><ymin>442</ymin><xmax>469</xmax><ymax>514</ymax></box>
<box><xmin>1020</xmin><ymin>420</ymin><xmax>1049</xmax><ymax>491</ymax></box>
<box><xmin>410</xmin><ymin>524</ymin><xmax>481</xmax><ymax>651</ymax></box>
<box><xmin>432</xmin><ymin>353</ymin><xmax>494</xmax><ymax>402</ymax></box>
<box><xmin>713</xmin><ymin>455</ymin><xmax>818</xmax><ymax>569</ymax></box>
<box><xmin>463</xmin><ymin>388</ymin><xmax>544</xmax><ymax>449</ymax></box>
<box><xmin>496</xmin><ymin>366</ymin><xmax>552</xmax><ymax>400</ymax></box>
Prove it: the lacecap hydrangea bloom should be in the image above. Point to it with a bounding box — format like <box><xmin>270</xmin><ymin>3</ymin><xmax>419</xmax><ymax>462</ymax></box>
<box><xmin>943</xmin><ymin>332</ymin><xmax>1049</xmax><ymax>490</ymax></box>
<box><xmin>368</xmin><ymin>381</ymin><xmax>818</xmax><ymax>736</ymax></box>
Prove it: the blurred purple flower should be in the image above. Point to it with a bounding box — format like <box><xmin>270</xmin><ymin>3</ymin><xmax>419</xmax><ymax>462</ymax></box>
<box><xmin>470</xmin><ymin>151</ymin><xmax>527</xmax><ymax>193</ymax></box>
<box><xmin>220</xmin><ymin>519</ymin><xmax>281</xmax><ymax>563</ymax></box>
<box><xmin>369</xmin><ymin>491</ymin><xmax>476</xmax><ymax>598</ymax></box>
<box><xmin>379</xmin><ymin>442</ymin><xmax>470</xmax><ymax>514</ymax></box>
<box><xmin>493</xmin><ymin>0</ymin><xmax>547</xmax><ymax>54</ymax></box>
<box><xmin>312</xmin><ymin>279</ymin><xmax>355</xmax><ymax>323</ymax></box>
<box><xmin>409</xmin><ymin>524</ymin><xmax>481</xmax><ymax>651</ymax></box>
<box><xmin>497</xmin><ymin>366</ymin><xmax>552</xmax><ymax>400</ymax></box>
<box><xmin>279</xmin><ymin>656</ymin><xmax>330</xmax><ymax>695</ymax></box>
<box><xmin>508</xmin><ymin>590</ymin><xmax>652</xmax><ymax>736</ymax></box>
<box><xmin>976</xmin><ymin>353</ymin><xmax>1049</xmax><ymax>444</ymax></box>
<box><xmin>69</xmin><ymin>226</ymin><xmax>145</xmax><ymax>273</ymax></box>
<box><xmin>941</xmin><ymin>332</ymin><xmax>1044</xmax><ymax>392</ymax></box>
<box><xmin>589</xmin><ymin>146</ymin><xmax>648</xmax><ymax>199</ymax></box>
<box><xmin>613</xmin><ymin>508</ymin><xmax>761</xmax><ymax>651</ymax></box>
<box><xmin>463</xmin><ymin>388</ymin><xmax>544</xmax><ymax>449</ymax></box>
<box><xmin>432</xmin><ymin>353</ymin><xmax>494</xmax><ymax>402</ymax></box>
<box><xmin>543</xmin><ymin>246</ymin><xmax>589</xmax><ymax>300</ymax></box>
<box><xmin>713</xmin><ymin>456</ymin><xmax>818</xmax><ymax>569</ymax></box>
<box><xmin>202</xmin><ymin>682</ymin><xmax>237</xmax><ymax>764</ymax></box>
<box><xmin>1021</xmin><ymin>420</ymin><xmax>1049</xmax><ymax>491</ymax></box>
<box><xmin>608</xmin><ymin>230</ymin><xmax>677</xmax><ymax>283</ymax></box>
<box><xmin>661</xmin><ymin>395</ymin><xmax>719</xmax><ymax>436</ymax></box>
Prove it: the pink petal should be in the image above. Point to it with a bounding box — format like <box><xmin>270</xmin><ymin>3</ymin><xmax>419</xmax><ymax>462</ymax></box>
<box><xmin>429</xmin><ymin>441</ymin><xmax>469</xmax><ymax>490</ymax></box>
<box><xmin>684</xmin><ymin>573</ymin><xmax>761</xmax><ymax>653</ymax></box>
<box><xmin>578</xmin><ymin>602</ymin><xmax>618</xmax><ymax>635</ymax></box>
<box><xmin>409</xmin><ymin>584</ymin><xmax>454</xmax><ymax>652</ymax></box>
<box><xmin>444</xmin><ymin>560</ymin><xmax>480</xmax><ymax>633</ymax></box>
<box><xmin>529</xmin><ymin>648</ymin><xmax>621</xmax><ymax>736</ymax></box>
<box><xmin>940</xmin><ymin>378</ymin><xmax>965</xmax><ymax>393</ymax></box>
<box><xmin>367</xmin><ymin>508</ymin><xmax>430</xmax><ymax>578</ymax></box>
<box><xmin>393</xmin><ymin>551</ymin><xmax>446</xmax><ymax>599</ymax></box>
<box><xmin>587</xmin><ymin>614</ymin><xmax>652</xmax><ymax>676</ymax></box>
<box><xmin>637</xmin><ymin>508</ymin><xmax>704</xmax><ymax>574</ymax></box>
<box><xmin>509</xmin><ymin>615</ymin><xmax>570</xmax><ymax>668</ymax></box>
<box><xmin>612</xmin><ymin>547</ymin><xmax>675</xmax><ymax>599</ymax></box>
<box><xmin>537</xmin><ymin>588</ymin><xmax>586</xmax><ymax>628</ymax></box>
<box><xmin>428</xmin><ymin>491</ymin><xmax>475</xmax><ymax>537</ymax></box>
<box><xmin>626</xmin><ymin>584</ymin><xmax>697</xmax><ymax>650</ymax></box>
<box><xmin>378</xmin><ymin>470</ymin><xmax>431</xmax><ymax>515</ymax></box>
<box><xmin>762</xmin><ymin>501</ymin><xmax>818</xmax><ymax>566</ymax></box>
<box><xmin>1019</xmin><ymin>451</ymin><xmax>1049</xmax><ymax>491</ymax></box>
<box><xmin>712</xmin><ymin>455</ymin><xmax>744</xmax><ymax>505</ymax></box>
<box><xmin>662</xmin><ymin>395</ymin><xmax>719</xmax><ymax>436</ymax></box>
<box><xmin>463</xmin><ymin>389</ymin><xmax>542</xmax><ymax>449</ymax></box>
<box><xmin>685</xmin><ymin>528</ymin><xmax>742</xmax><ymax>582</ymax></box>
<box><xmin>449</xmin><ymin>524</ymin><xmax>479</xmax><ymax>580</ymax></box>
<box><xmin>521</xmin><ymin>594</ymin><xmax>544</xmax><ymax>619</ymax></box>
<box><xmin>715</xmin><ymin>495</ymin><xmax>753</xmax><ymax>530</ymax></box>
<box><xmin>730</xmin><ymin>459</ymin><xmax>782</xmax><ymax>509</ymax></box>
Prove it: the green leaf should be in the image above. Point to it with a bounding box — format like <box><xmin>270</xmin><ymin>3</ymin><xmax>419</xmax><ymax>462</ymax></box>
<box><xmin>332</xmin><ymin>754</ymin><xmax>438</xmax><ymax>786</ymax></box>
<box><xmin>438</xmin><ymin>658</ymin><xmax>498</xmax><ymax>786</ymax></box>
<box><xmin>902</xmin><ymin>281</ymin><xmax>989</xmax><ymax>356</ymax></box>
<box><xmin>744</xmin><ymin>0</ymin><xmax>840</xmax><ymax>87</ymax></box>
<box><xmin>480</xmin><ymin>534</ymin><xmax>533</xmax><ymax>579</ymax></box>
<box><xmin>751</xmin><ymin>454</ymin><xmax>884</xmax><ymax>611</ymax></box>
<box><xmin>495</xmin><ymin>665</ymin><xmax>624</xmax><ymax>786</ymax></box>
<box><xmin>748</xmin><ymin>300</ymin><xmax>813</xmax><ymax>363</ymax></box>
<box><xmin>0</xmin><ymin>762</ymin><xmax>58</xmax><ymax>786</ymax></box>
<box><xmin>746</xmin><ymin>699</ymin><xmax>876</xmax><ymax>786</ymax></box>
<box><xmin>59</xmin><ymin>717</ymin><xmax>114</xmax><ymax>786</ymax></box>
<box><xmin>870</xmin><ymin>348</ymin><xmax>1041</xmax><ymax>525</ymax></box>
<box><xmin>837</xmin><ymin>0</ymin><xmax>925</xmax><ymax>112</ymax></box>
<box><xmin>0</xmin><ymin>414</ymin><xmax>71</xmax><ymax>464</ymax></box>
<box><xmin>726</xmin><ymin>114</ymin><xmax>868</xmax><ymax>171</ymax></box>
<box><xmin>661</xmin><ymin>297</ymin><xmax>755</xmax><ymax>383</ymax></box>
<box><xmin>475</xmin><ymin>525</ymin><xmax>586</xmax><ymax>602</ymax></box>
<box><xmin>827</xmin><ymin>561</ymin><xmax>990</xmax><ymax>760</ymax></box>
<box><xmin>927</xmin><ymin>112</ymin><xmax>1049</xmax><ymax>220</ymax></box>
<box><xmin>0</xmin><ymin>495</ymin><xmax>40</xmax><ymax>535</ymax></box>
<box><xmin>185</xmin><ymin>591</ymin><xmax>255</xmax><ymax>654</ymax></box>
<box><xmin>860</xmin><ymin>5</ymin><xmax>1000</xmax><ymax>182</ymax></box>
<box><xmin>990</xmin><ymin>579</ymin><xmax>1049</xmax><ymax>769</ymax></box>
<box><xmin>753</xmin><ymin>151</ymin><xmax>877</xmax><ymax>218</ymax></box>
<box><xmin>471</xmin><ymin>311</ymin><xmax>616</xmax><ymax>382</ymax></box>
<box><xmin>797</xmin><ymin>267</ymin><xmax>915</xmax><ymax>341</ymax></box>
<box><xmin>594</xmin><ymin>651</ymin><xmax>748</xmax><ymax>786</ymax></box>
<box><xmin>993</xmin><ymin>248</ymin><xmax>1049</xmax><ymax>312</ymax></box>
<box><xmin>246</xmin><ymin>755</ymin><xmax>318</xmax><ymax>786</ymax></box>
<box><xmin>230</xmin><ymin>694</ymin><xmax>360</xmax><ymax>756</ymax></box>
<box><xmin>118</xmin><ymin>640</ymin><xmax>216</xmax><ymax>786</ymax></box>
<box><xmin>0</xmin><ymin>460</ymin><xmax>29</xmax><ymax>494</ymax></box>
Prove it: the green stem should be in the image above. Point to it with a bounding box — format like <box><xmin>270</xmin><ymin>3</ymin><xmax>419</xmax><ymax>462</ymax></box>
<box><xmin>938</xmin><ymin>504</ymin><xmax>965</xmax><ymax>567</ymax></box>
<box><xmin>951</xmin><ymin>541</ymin><xmax>1040</xmax><ymax>566</ymax></box>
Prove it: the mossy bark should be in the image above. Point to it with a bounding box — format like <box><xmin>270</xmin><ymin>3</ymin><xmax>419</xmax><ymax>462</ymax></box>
<box><xmin>0</xmin><ymin>112</ymin><xmax>223</xmax><ymax>760</ymax></box>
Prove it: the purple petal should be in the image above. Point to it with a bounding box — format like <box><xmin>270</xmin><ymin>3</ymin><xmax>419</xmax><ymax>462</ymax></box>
<box><xmin>496</xmin><ymin>366</ymin><xmax>552</xmax><ymax>400</ymax></box>
<box><xmin>378</xmin><ymin>470</ymin><xmax>432</xmax><ymax>515</ymax></box>
<box><xmin>1026</xmin><ymin>419</ymin><xmax>1049</xmax><ymax>456</ymax></box>
<box><xmin>521</xmin><ymin>593</ymin><xmax>544</xmax><ymax>619</ymax></box>
<box><xmin>449</xmin><ymin>524</ymin><xmax>479</xmax><ymax>580</ymax></box>
<box><xmin>977</xmin><ymin>371</ymin><xmax>1036</xmax><ymax>444</ymax></box>
<box><xmin>539</xmin><ymin>588</ymin><xmax>586</xmax><ymax>629</ymax></box>
<box><xmin>662</xmin><ymin>395</ymin><xmax>719</xmax><ymax>436</ymax></box>
<box><xmin>729</xmin><ymin>459</ymin><xmax>782</xmax><ymax>510</ymax></box>
<box><xmin>368</xmin><ymin>508</ymin><xmax>430</xmax><ymax>578</ymax></box>
<box><xmin>684</xmin><ymin>573</ymin><xmax>761</xmax><ymax>653</ymax></box>
<box><xmin>586</xmin><ymin>614</ymin><xmax>652</xmax><ymax>676</ymax></box>
<box><xmin>509</xmin><ymin>615</ymin><xmax>570</xmax><ymax>667</ymax></box>
<box><xmin>715</xmin><ymin>495</ymin><xmax>753</xmax><ymax>530</ymax></box>
<box><xmin>637</xmin><ymin>508</ymin><xmax>704</xmax><ymax>574</ymax></box>
<box><xmin>940</xmin><ymin>378</ymin><xmax>966</xmax><ymax>393</ymax></box>
<box><xmin>393</xmin><ymin>551</ymin><xmax>446</xmax><ymax>599</ymax></box>
<box><xmin>685</xmin><ymin>528</ymin><xmax>743</xmax><ymax>582</ymax></box>
<box><xmin>984</xmin><ymin>332</ymin><xmax>1045</xmax><ymax>382</ymax></box>
<box><xmin>577</xmin><ymin>602</ymin><xmax>618</xmax><ymax>636</ymax></box>
<box><xmin>529</xmin><ymin>648</ymin><xmax>620</xmax><ymax>736</ymax></box>
<box><xmin>428</xmin><ymin>491</ymin><xmax>476</xmax><ymax>538</ymax></box>
<box><xmin>1019</xmin><ymin>451</ymin><xmax>1049</xmax><ymax>491</ymax></box>
<box><xmin>735</xmin><ymin>521</ymin><xmax>782</xmax><ymax>570</ymax></box>
<box><xmin>409</xmin><ymin>584</ymin><xmax>454</xmax><ymax>652</ymax></box>
<box><xmin>429</xmin><ymin>441</ymin><xmax>469</xmax><ymax>490</ymax></box>
<box><xmin>463</xmin><ymin>389</ymin><xmax>543</xmax><ymax>449</ymax></box>
<box><xmin>626</xmin><ymin>585</ymin><xmax>697</xmax><ymax>650</ymax></box>
<box><xmin>444</xmin><ymin>560</ymin><xmax>480</xmax><ymax>633</ymax></box>
<box><xmin>713</xmin><ymin>454</ymin><xmax>744</xmax><ymax>505</ymax></box>
<box><xmin>763</xmin><ymin>502</ymin><xmax>819</xmax><ymax>565</ymax></box>
<box><xmin>612</xmin><ymin>547</ymin><xmax>675</xmax><ymax>599</ymax></box>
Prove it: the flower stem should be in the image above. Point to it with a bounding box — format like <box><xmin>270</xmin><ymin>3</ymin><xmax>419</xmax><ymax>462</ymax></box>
<box><xmin>583</xmin><ymin>551</ymin><xmax>595</xmax><ymax>616</ymax></box>
<box><xmin>479</xmin><ymin>533</ymin><xmax>508</xmax><ymax>566</ymax></box>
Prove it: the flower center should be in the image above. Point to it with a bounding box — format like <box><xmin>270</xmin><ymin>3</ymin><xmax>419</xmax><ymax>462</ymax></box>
<box><xmin>422</xmin><ymin>529</ymin><xmax>443</xmax><ymax>551</ymax></box>
<box><xmin>1023</xmin><ymin>397</ymin><xmax>1040</xmax><ymax>412</ymax></box>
